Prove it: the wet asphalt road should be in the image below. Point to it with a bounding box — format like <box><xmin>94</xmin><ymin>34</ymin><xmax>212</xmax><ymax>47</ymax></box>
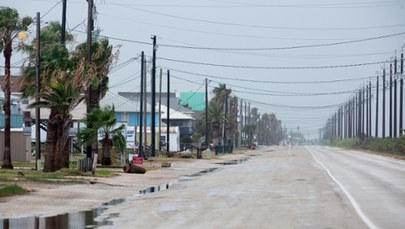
<box><xmin>306</xmin><ymin>145</ymin><xmax>405</xmax><ymax>229</ymax></box>
<box><xmin>102</xmin><ymin>146</ymin><xmax>404</xmax><ymax>229</ymax></box>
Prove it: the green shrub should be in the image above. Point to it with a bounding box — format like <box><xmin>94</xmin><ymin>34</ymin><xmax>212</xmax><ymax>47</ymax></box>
<box><xmin>0</xmin><ymin>184</ymin><xmax>28</xmax><ymax>198</ymax></box>
<box><xmin>327</xmin><ymin>136</ymin><xmax>405</xmax><ymax>156</ymax></box>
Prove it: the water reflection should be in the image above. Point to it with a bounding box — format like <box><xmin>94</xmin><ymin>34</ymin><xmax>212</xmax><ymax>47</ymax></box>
<box><xmin>0</xmin><ymin>209</ymin><xmax>104</xmax><ymax>229</ymax></box>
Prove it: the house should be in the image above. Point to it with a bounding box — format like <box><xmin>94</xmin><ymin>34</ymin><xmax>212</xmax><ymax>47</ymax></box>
<box><xmin>0</xmin><ymin>76</ymin><xmax>24</xmax><ymax>129</ymax></box>
<box><xmin>180</xmin><ymin>92</ymin><xmax>206</xmax><ymax>111</ymax></box>
<box><xmin>160</xmin><ymin>104</ymin><xmax>195</xmax><ymax>137</ymax></box>
<box><xmin>119</xmin><ymin>91</ymin><xmax>196</xmax><ymax>137</ymax></box>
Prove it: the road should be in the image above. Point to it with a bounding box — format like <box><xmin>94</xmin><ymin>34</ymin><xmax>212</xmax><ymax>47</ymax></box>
<box><xmin>100</xmin><ymin>145</ymin><xmax>405</xmax><ymax>229</ymax></box>
<box><xmin>306</xmin><ymin>145</ymin><xmax>405</xmax><ymax>229</ymax></box>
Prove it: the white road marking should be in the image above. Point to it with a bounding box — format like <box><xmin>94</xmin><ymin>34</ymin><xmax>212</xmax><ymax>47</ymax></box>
<box><xmin>306</xmin><ymin>146</ymin><xmax>379</xmax><ymax>229</ymax></box>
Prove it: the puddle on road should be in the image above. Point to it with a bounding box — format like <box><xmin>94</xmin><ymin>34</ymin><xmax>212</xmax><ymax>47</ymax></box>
<box><xmin>1</xmin><ymin>209</ymin><xmax>106</xmax><ymax>229</ymax></box>
<box><xmin>1</xmin><ymin>167</ymin><xmax>219</xmax><ymax>229</ymax></box>
<box><xmin>215</xmin><ymin>157</ymin><xmax>250</xmax><ymax>165</ymax></box>
<box><xmin>179</xmin><ymin>168</ymin><xmax>218</xmax><ymax>181</ymax></box>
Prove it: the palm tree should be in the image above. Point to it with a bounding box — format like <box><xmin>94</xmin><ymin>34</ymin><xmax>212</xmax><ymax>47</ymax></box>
<box><xmin>212</xmin><ymin>83</ymin><xmax>231</xmax><ymax>111</ymax></box>
<box><xmin>208</xmin><ymin>101</ymin><xmax>222</xmax><ymax>146</ymax></box>
<box><xmin>243</xmin><ymin>124</ymin><xmax>257</xmax><ymax>144</ymax></box>
<box><xmin>28</xmin><ymin>78</ymin><xmax>83</xmax><ymax>171</ymax></box>
<box><xmin>77</xmin><ymin>106</ymin><xmax>126</xmax><ymax>165</ymax></box>
<box><xmin>20</xmin><ymin>22</ymin><xmax>117</xmax><ymax>172</ymax></box>
<box><xmin>73</xmin><ymin>38</ymin><xmax>116</xmax><ymax>159</ymax></box>
<box><xmin>0</xmin><ymin>8</ymin><xmax>32</xmax><ymax>169</ymax></box>
<box><xmin>74</xmin><ymin>38</ymin><xmax>115</xmax><ymax>107</ymax></box>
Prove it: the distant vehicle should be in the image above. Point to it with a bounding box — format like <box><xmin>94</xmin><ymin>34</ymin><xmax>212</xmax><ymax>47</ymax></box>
<box><xmin>248</xmin><ymin>144</ymin><xmax>257</xmax><ymax>150</ymax></box>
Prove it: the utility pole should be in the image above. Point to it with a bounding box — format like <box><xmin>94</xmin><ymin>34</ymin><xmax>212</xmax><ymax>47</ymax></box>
<box><xmin>369</xmin><ymin>82</ymin><xmax>372</xmax><ymax>137</ymax></box>
<box><xmin>143</xmin><ymin>59</ymin><xmax>147</xmax><ymax>150</ymax></box>
<box><xmin>366</xmin><ymin>84</ymin><xmax>369</xmax><ymax>137</ymax></box>
<box><xmin>400</xmin><ymin>51</ymin><xmax>404</xmax><ymax>136</ymax></box>
<box><xmin>167</xmin><ymin>70</ymin><xmax>170</xmax><ymax>154</ymax></box>
<box><xmin>248</xmin><ymin>102</ymin><xmax>252</xmax><ymax>125</ymax></box>
<box><xmin>35</xmin><ymin>12</ymin><xmax>41</xmax><ymax>170</ymax></box>
<box><xmin>394</xmin><ymin>58</ymin><xmax>397</xmax><ymax>138</ymax></box>
<box><xmin>61</xmin><ymin>0</ymin><xmax>67</xmax><ymax>44</ymax></box>
<box><xmin>158</xmin><ymin>68</ymin><xmax>162</xmax><ymax>151</ymax></box>
<box><xmin>358</xmin><ymin>90</ymin><xmax>362</xmax><ymax>140</ymax></box>
<box><xmin>239</xmin><ymin>98</ymin><xmax>243</xmax><ymax>148</ymax></box>
<box><xmin>362</xmin><ymin>87</ymin><xmax>365</xmax><ymax>140</ymax></box>
<box><xmin>205</xmin><ymin>78</ymin><xmax>209</xmax><ymax>154</ymax></box>
<box><xmin>86</xmin><ymin>0</ymin><xmax>94</xmax><ymax>158</ymax></box>
<box><xmin>390</xmin><ymin>63</ymin><xmax>393</xmax><ymax>138</ymax></box>
<box><xmin>376</xmin><ymin>75</ymin><xmax>379</xmax><ymax>137</ymax></box>
<box><xmin>383</xmin><ymin>68</ymin><xmax>386</xmax><ymax>138</ymax></box>
<box><xmin>353</xmin><ymin>96</ymin><xmax>356</xmax><ymax>137</ymax></box>
<box><xmin>139</xmin><ymin>52</ymin><xmax>144</xmax><ymax>157</ymax></box>
<box><xmin>244</xmin><ymin>102</ymin><xmax>247</xmax><ymax>127</ymax></box>
<box><xmin>151</xmin><ymin>35</ymin><xmax>157</xmax><ymax>157</ymax></box>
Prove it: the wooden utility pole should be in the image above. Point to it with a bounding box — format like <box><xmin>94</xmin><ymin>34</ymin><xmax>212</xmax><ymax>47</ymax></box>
<box><xmin>61</xmin><ymin>0</ymin><xmax>67</xmax><ymax>44</ymax></box>
<box><xmin>158</xmin><ymin>69</ymin><xmax>162</xmax><ymax>151</ymax></box>
<box><xmin>383</xmin><ymin>68</ymin><xmax>386</xmax><ymax>138</ymax></box>
<box><xmin>239</xmin><ymin>98</ymin><xmax>243</xmax><ymax>147</ymax></box>
<box><xmin>151</xmin><ymin>36</ymin><xmax>157</xmax><ymax>157</ymax></box>
<box><xmin>205</xmin><ymin>78</ymin><xmax>209</xmax><ymax>152</ymax></box>
<box><xmin>368</xmin><ymin>81</ymin><xmax>372</xmax><ymax>137</ymax></box>
<box><xmin>394</xmin><ymin>58</ymin><xmax>397</xmax><ymax>138</ymax></box>
<box><xmin>35</xmin><ymin>12</ymin><xmax>41</xmax><ymax>170</ymax></box>
<box><xmin>400</xmin><ymin>52</ymin><xmax>404</xmax><ymax>136</ymax></box>
<box><xmin>358</xmin><ymin>90</ymin><xmax>362</xmax><ymax>139</ymax></box>
<box><xmin>86</xmin><ymin>0</ymin><xmax>93</xmax><ymax>158</ymax></box>
<box><xmin>139</xmin><ymin>52</ymin><xmax>144</xmax><ymax>157</ymax></box>
<box><xmin>167</xmin><ymin>70</ymin><xmax>170</xmax><ymax>154</ymax></box>
<box><xmin>375</xmin><ymin>75</ymin><xmax>379</xmax><ymax>137</ymax></box>
<box><xmin>390</xmin><ymin>63</ymin><xmax>393</xmax><ymax>138</ymax></box>
<box><xmin>143</xmin><ymin>59</ymin><xmax>147</xmax><ymax>150</ymax></box>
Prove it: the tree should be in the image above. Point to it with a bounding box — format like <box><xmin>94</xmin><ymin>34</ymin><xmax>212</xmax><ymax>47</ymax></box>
<box><xmin>28</xmin><ymin>78</ymin><xmax>84</xmax><ymax>171</ymax></box>
<box><xmin>77</xmin><ymin>106</ymin><xmax>126</xmax><ymax>165</ymax></box>
<box><xmin>21</xmin><ymin>22</ymin><xmax>117</xmax><ymax>172</ymax></box>
<box><xmin>0</xmin><ymin>8</ymin><xmax>32</xmax><ymax>169</ymax></box>
<box><xmin>243</xmin><ymin>124</ymin><xmax>257</xmax><ymax>144</ymax></box>
<box><xmin>211</xmin><ymin>84</ymin><xmax>233</xmax><ymax>146</ymax></box>
<box><xmin>208</xmin><ymin>101</ymin><xmax>222</xmax><ymax>146</ymax></box>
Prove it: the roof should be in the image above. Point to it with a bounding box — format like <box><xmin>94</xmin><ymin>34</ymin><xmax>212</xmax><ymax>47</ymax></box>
<box><xmin>100</xmin><ymin>91</ymin><xmax>144</xmax><ymax>112</ymax></box>
<box><xmin>160</xmin><ymin>104</ymin><xmax>194</xmax><ymax>120</ymax></box>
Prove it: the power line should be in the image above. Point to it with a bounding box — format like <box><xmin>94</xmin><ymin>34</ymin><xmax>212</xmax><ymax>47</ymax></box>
<box><xmin>159</xmin><ymin>31</ymin><xmax>405</xmax><ymax>51</ymax></box>
<box><xmin>165</xmin><ymin>67</ymin><xmax>375</xmax><ymax>84</ymax></box>
<box><xmin>243</xmin><ymin>98</ymin><xmax>340</xmax><ymax>110</ymax></box>
<box><xmin>159</xmin><ymin>57</ymin><xmax>389</xmax><ymax>70</ymax></box>
<box><xmin>171</xmin><ymin>74</ymin><xmax>359</xmax><ymax>97</ymax></box>
<box><xmin>126</xmin><ymin>6</ymin><xmax>405</xmax><ymax>31</ymax></box>
<box><xmin>95</xmin><ymin>0</ymin><xmax>405</xmax><ymax>8</ymax></box>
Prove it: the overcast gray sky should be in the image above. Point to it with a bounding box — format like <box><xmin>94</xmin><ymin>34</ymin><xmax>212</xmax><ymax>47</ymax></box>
<box><xmin>2</xmin><ymin>0</ymin><xmax>405</xmax><ymax>139</ymax></box>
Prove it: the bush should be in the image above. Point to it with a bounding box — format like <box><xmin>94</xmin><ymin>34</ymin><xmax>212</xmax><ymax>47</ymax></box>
<box><xmin>0</xmin><ymin>184</ymin><xmax>28</xmax><ymax>197</ymax></box>
<box><xmin>327</xmin><ymin>137</ymin><xmax>405</xmax><ymax>155</ymax></box>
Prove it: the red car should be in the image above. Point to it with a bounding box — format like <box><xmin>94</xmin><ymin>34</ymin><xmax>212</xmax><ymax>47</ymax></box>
<box><xmin>248</xmin><ymin>144</ymin><xmax>257</xmax><ymax>150</ymax></box>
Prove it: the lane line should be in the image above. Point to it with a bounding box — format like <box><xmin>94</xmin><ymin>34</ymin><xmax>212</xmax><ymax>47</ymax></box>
<box><xmin>306</xmin><ymin>146</ymin><xmax>379</xmax><ymax>229</ymax></box>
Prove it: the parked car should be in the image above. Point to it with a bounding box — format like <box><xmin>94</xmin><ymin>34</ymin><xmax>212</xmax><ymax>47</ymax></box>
<box><xmin>248</xmin><ymin>144</ymin><xmax>257</xmax><ymax>150</ymax></box>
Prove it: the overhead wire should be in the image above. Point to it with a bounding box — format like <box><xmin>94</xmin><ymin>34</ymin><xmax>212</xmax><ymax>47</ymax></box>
<box><xmin>158</xmin><ymin>31</ymin><xmax>405</xmax><ymax>51</ymax></box>
<box><xmin>159</xmin><ymin>57</ymin><xmax>389</xmax><ymax>70</ymax></box>
<box><xmin>125</xmin><ymin>6</ymin><xmax>405</xmax><ymax>31</ymax></box>
<box><xmin>164</xmin><ymin>67</ymin><xmax>375</xmax><ymax>84</ymax></box>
